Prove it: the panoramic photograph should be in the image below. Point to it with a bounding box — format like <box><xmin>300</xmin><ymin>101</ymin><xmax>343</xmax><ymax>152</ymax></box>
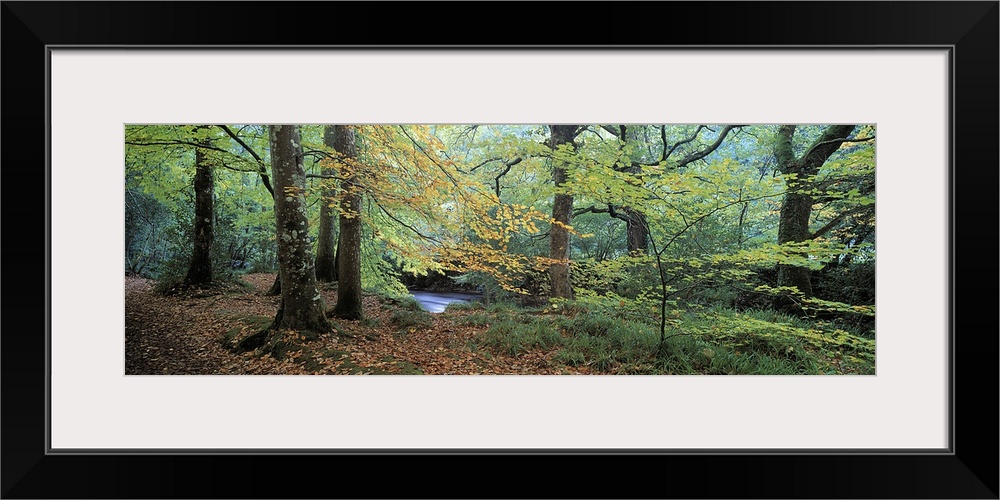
<box><xmin>124</xmin><ymin>124</ymin><xmax>875</xmax><ymax>375</ymax></box>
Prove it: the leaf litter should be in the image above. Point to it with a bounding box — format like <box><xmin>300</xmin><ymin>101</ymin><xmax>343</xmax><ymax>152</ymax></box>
<box><xmin>125</xmin><ymin>274</ymin><xmax>588</xmax><ymax>375</ymax></box>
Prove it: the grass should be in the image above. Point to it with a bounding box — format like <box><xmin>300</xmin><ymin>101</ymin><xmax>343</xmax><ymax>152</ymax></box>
<box><xmin>444</xmin><ymin>301</ymin><xmax>484</xmax><ymax>312</ymax></box>
<box><xmin>484</xmin><ymin>301</ymin><xmax>519</xmax><ymax>314</ymax></box>
<box><xmin>381</xmin><ymin>295</ymin><xmax>423</xmax><ymax>312</ymax></box>
<box><xmin>389</xmin><ymin>309</ymin><xmax>433</xmax><ymax>339</ymax></box>
<box><xmin>456</xmin><ymin>313</ymin><xmax>491</xmax><ymax>326</ymax></box>
<box><xmin>461</xmin><ymin>299</ymin><xmax>875</xmax><ymax>375</ymax></box>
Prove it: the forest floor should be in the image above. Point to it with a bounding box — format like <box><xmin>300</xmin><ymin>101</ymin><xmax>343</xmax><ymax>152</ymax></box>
<box><xmin>125</xmin><ymin>273</ymin><xmax>593</xmax><ymax>375</ymax></box>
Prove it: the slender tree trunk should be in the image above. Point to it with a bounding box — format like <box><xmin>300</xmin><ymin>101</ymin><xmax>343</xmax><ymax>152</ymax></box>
<box><xmin>268</xmin><ymin>125</ymin><xmax>330</xmax><ymax>336</ymax></box>
<box><xmin>333</xmin><ymin>125</ymin><xmax>364</xmax><ymax>320</ymax></box>
<box><xmin>548</xmin><ymin>125</ymin><xmax>578</xmax><ymax>299</ymax></box>
<box><xmin>774</xmin><ymin>124</ymin><xmax>856</xmax><ymax>299</ymax></box>
<box><xmin>183</xmin><ymin>141</ymin><xmax>214</xmax><ymax>286</ymax></box>
<box><xmin>315</xmin><ymin>126</ymin><xmax>340</xmax><ymax>282</ymax></box>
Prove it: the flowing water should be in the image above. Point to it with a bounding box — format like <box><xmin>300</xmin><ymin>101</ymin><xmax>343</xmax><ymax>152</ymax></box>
<box><xmin>408</xmin><ymin>290</ymin><xmax>483</xmax><ymax>313</ymax></box>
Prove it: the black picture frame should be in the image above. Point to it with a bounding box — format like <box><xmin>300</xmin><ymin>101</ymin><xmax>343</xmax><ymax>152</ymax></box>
<box><xmin>3</xmin><ymin>2</ymin><xmax>996</xmax><ymax>498</ymax></box>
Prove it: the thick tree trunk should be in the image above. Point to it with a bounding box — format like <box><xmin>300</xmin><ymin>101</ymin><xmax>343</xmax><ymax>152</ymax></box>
<box><xmin>619</xmin><ymin>129</ymin><xmax>649</xmax><ymax>256</ymax></box>
<box><xmin>266</xmin><ymin>274</ymin><xmax>280</xmax><ymax>296</ymax></box>
<box><xmin>776</xmin><ymin>191</ymin><xmax>815</xmax><ymax>297</ymax></box>
<box><xmin>548</xmin><ymin>125</ymin><xmax>578</xmax><ymax>299</ymax></box>
<box><xmin>774</xmin><ymin>124</ymin><xmax>856</xmax><ymax>299</ymax></box>
<box><xmin>624</xmin><ymin>208</ymin><xmax>649</xmax><ymax>255</ymax></box>
<box><xmin>268</xmin><ymin>125</ymin><xmax>330</xmax><ymax>336</ymax></box>
<box><xmin>332</xmin><ymin>125</ymin><xmax>364</xmax><ymax>320</ymax></box>
<box><xmin>315</xmin><ymin>125</ymin><xmax>339</xmax><ymax>282</ymax></box>
<box><xmin>183</xmin><ymin>142</ymin><xmax>214</xmax><ymax>286</ymax></box>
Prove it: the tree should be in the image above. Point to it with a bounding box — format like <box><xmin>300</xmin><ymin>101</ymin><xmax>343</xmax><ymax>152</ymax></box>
<box><xmin>267</xmin><ymin>124</ymin><xmax>331</xmax><ymax>334</ymax></box>
<box><xmin>215</xmin><ymin>124</ymin><xmax>282</xmax><ymax>294</ymax></box>
<box><xmin>548</xmin><ymin>125</ymin><xmax>580</xmax><ymax>299</ymax></box>
<box><xmin>126</xmin><ymin>125</ymin><xmax>283</xmax><ymax>287</ymax></box>
<box><xmin>773</xmin><ymin>124</ymin><xmax>857</xmax><ymax>298</ymax></box>
<box><xmin>125</xmin><ymin>126</ymin><xmax>221</xmax><ymax>288</ymax></box>
<box><xmin>571</xmin><ymin>125</ymin><xmax>738</xmax><ymax>257</ymax></box>
<box><xmin>333</xmin><ymin>125</ymin><xmax>554</xmax><ymax>297</ymax></box>
<box><xmin>315</xmin><ymin>125</ymin><xmax>339</xmax><ymax>282</ymax></box>
<box><xmin>612</xmin><ymin>125</ymin><xmax>650</xmax><ymax>255</ymax></box>
<box><xmin>182</xmin><ymin>137</ymin><xmax>215</xmax><ymax>286</ymax></box>
<box><xmin>332</xmin><ymin>125</ymin><xmax>364</xmax><ymax>320</ymax></box>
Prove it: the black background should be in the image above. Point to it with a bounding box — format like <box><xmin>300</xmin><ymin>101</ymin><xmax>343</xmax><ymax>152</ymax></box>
<box><xmin>2</xmin><ymin>2</ymin><xmax>997</xmax><ymax>498</ymax></box>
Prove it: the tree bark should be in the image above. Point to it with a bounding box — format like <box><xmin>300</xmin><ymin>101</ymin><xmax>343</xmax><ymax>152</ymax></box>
<box><xmin>774</xmin><ymin>124</ymin><xmax>856</xmax><ymax>298</ymax></box>
<box><xmin>315</xmin><ymin>125</ymin><xmax>339</xmax><ymax>282</ymax></box>
<box><xmin>619</xmin><ymin>129</ymin><xmax>649</xmax><ymax>255</ymax></box>
<box><xmin>183</xmin><ymin>141</ymin><xmax>214</xmax><ymax>286</ymax></box>
<box><xmin>268</xmin><ymin>125</ymin><xmax>330</xmax><ymax>336</ymax></box>
<box><xmin>624</xmin><ymin>208</ymin><xmax>649</xmax><ymax>254</ymax></box>
<box><xmin>548</xmin><ymin>125</ymin><xmax>578</xmax><ymax>299</ymax></box>
<box><xmin>266</xmin><ymin>274</ymin><xmax>280</xmax><ymax>296</ymax></box>
<box><xmin>609</xmin><ymin>125</ymin><xmax>737</xmax><ymax>256</ymax></box>
<box><xmin>332</xmin><ymin>125</ymin><xmax>364</xmax><ymax>320</ymax></box>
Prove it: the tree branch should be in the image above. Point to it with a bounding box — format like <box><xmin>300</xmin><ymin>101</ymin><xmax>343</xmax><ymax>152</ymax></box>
<box><xmin>217</xmin><ymin>125</ymin><xmax>263</xmax><ymax>163</ymax></box>
<box><xmin>655</xmin><ymin>190</ymin><xmax>786</xmax><ymax>257</ymax></box>
<box><xmin>373</xmin><ymin>199</ymin><xmax>442</xmax><ymax>244</ymax></box>
<box><xmin>574</xmin><ymin>204</ymin><xmax>631</xmax><ymax>223</ymax></box>
<box><xmin>671</xmin><ymin>125</ymin><xmax>738</xmax><ymax>168</ymax></box>
<box><xmin>493</xmin><ymin>157</ymin><xmax>522</xmax><ymax>198</ymax></box>
<box><xmin>216</xmin><ymin>125</ymin><xmax>274</xmax><ymax>197</ymax></box>
<box><xmin>125</xmin><ymin>140</ymin><xmax>228</xmax><ymax>154</ymax></box>
<box><xmin>397</xmin><ymin>125</ymin><xmax>461</xmax><ymax>187</ymax></box>
<box><xmin>469</xmin><ymin>157</ymin><xmax>503</xmax><ymax>172</ymax></box>
<box><xmin>600</xmin><ymin>125</ymin><xmax>621</xmax><ymax>137</ymax></box>
<box><xmin>659</xmin><ymin>125</ymin><xmax>669</xmax><ymax>163</ymax></box>
<box><xmin>306</xmin><ymin>173</ymin><xmax>346</xmax><ymax>181</ymax></box>
<box><xmin>809</xmin><ymin>205</ymin><xmax>872</xmax><ymax>240</ymax></box>
<box><xmin>800</xmin><ymin>135</ymin><xmax>874</xmax><ymax>162</ymax></box>
<box><xmin>663</xmin><ymin>125</ymin><xmax>705</xmax><ymax>162</ymax></box>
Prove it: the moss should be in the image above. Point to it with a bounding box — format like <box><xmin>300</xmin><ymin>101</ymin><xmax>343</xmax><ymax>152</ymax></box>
<box><xmin>302</xmin><ymin>357</ymin><xmax>323</xmax><ymax>371</ymax></box>
<box><xmin>321</xmin><ymin>348</ymin><xmax>349</xmax><ymax>360</ymax></box>
<box><xmin>268</xmin><ymin>340</ymin><xmax>295</xmax><ymax>360</ymax></box>
<box><xmin>233</xmin><ymin>315</ymin><xmax>274</xmax><ymax>331</ymax></box>
<box><xmin>378</xmin><ymin>356</ymin><xmax>424</xmax><ymax>375</ymax></box>
<box><xmin>222</xmin><ymin>327</ymin><xmax>242</xmax><ymax>348</ymax></box>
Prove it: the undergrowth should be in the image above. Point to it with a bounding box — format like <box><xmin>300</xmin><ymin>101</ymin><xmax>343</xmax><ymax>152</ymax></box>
<box><xmin>463</xmin><ymin>298</ymin><xmax>875</xmax><ymax>375</ymax></box>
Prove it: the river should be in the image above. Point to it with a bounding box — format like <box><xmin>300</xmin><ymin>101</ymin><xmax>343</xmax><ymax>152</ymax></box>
<box><xmin>409</xmin><ymin>290</ymin><xmax>483</xmax><ymax>313</ymax></box>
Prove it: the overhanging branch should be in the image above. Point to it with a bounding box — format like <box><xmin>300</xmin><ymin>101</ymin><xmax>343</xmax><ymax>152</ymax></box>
<box><xmin>217</xmin><ymin>125</ymin><xmax>274</xmax><ymax>197</ymax></box>
<box><xmin>809</xmin><ymin>205</ymin><xmax>872</xmax><ymax>240</ymax></box>
<box><xmin>800</xmin><ymin>135</ymin><xmax>875</xmax><ymax>162</ymax></box>
<box><xmin>672</xmin><ymin>125</ymin><xmax>739</xmax><ymax>168</ymax></box>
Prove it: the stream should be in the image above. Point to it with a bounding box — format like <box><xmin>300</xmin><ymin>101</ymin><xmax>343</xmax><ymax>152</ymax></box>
<box><xmin>408</xmin><ymin>290</ymin><xmax>483</xmax><ymax>313</ymax></box>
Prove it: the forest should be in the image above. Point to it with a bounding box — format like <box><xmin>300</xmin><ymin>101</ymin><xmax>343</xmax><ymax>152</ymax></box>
<box><xmin>124</xmin><ymin>124</ymin><xmax>876</xmax><ymax>375</ymax></box>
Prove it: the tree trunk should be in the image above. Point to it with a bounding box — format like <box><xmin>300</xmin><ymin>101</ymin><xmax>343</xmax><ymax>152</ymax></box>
<box><xmin>774</xmin><ymin>124</ymin><xmax>856</xmax><ymax>299</ymax></box>
<box><xmin>268</xmin><ymin>125</ymin><xmax>330</xmax><ymax>336</ymax></box>
<box><xmin>183</xmin><ymin>141</ymin><xmax>214</xmax><ymax>286</ymax></box>
<box><xmin>620</xmin><ymin>128</ymin><xmax>649</xmax><ymax>256</ymax></box>
<box><xmin>332</xmin><ymin>125</ymin><xmax>364</xmax><ymax>320</ymax></box>
<box><xmin>266</xmin><ymin>274</ymin><xmax>280</xmax><ymax>296</ymax></box>
<box><xmin>776</xmin><ymin>191</ymin><xmax>815</xmax><ymax>297</ymax></box>
<box><xmin>548</xmin><ymin>125</ymin><xmax>578</xmax><ymax>299</ymax></box>
<box><xmin>315</xmin><ymin>125</ymin><xmax>339</xmax><ymax>282</ymax></box>
<box><xmin>624</xmin><ymin>207</ymin><xmax>649</xmax><ymax>255</ymax></box>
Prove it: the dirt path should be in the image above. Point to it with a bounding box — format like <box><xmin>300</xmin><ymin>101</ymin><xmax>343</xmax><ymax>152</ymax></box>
<box><xmin>126</xmin><ymin>276</ymin><xmax>230</xmax><ymax>374</ymax></box>
<box><xmin>124</xmin><ymin>274</ymin><xmax>311</xmax><ymax>375</ymax></box>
